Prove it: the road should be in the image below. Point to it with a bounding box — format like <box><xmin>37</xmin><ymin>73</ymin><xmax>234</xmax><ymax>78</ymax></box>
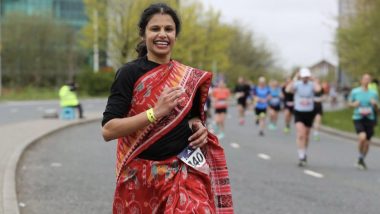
<box><xmin>0</xmin><ymin>99</ymin><xmax>106</xmax><ymax>125</ymax></box>
<box><xmin>16</xmin><ymin>107</ymin><xmax>380</xmax><ymax>214</ymax></box>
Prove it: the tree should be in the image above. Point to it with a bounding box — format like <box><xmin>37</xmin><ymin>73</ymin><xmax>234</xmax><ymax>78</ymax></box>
<box><xmin>336</xmin><ymin>0</ymin><xmax>380</xmax><ymax>78</ymax></box>
<box><xmin>2</xmin><ymin>13</ymin><xmax>83</xmax><ymax>87</ymax></box>
<box><xmin>81</xmin><ymin>0</ymin><xmax>276</xmax><ymax>83</ymax></box>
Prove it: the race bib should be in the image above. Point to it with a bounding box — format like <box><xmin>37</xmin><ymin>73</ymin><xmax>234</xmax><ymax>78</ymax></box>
<box><xmin>178</xmin><ymin>146</ymin><xmax>209</xmax><ymax>174</ymax></box>
<box><xmin>216</xmin><ymin>100</ymin><xmax>227</xmax><ymax>106</ymax></box>
<box><xmin>300</xmin><ymin>98</ymin><xmax>313</xmax><ymax>107</ymax></box>
<box><xmin>286</xmin><ymin>101</ymin><xmax>294</xmax><ymax>106</ymax></box>
<box><xmin>359</xmin><ymin>107</ymin><xmax>372</xmax><ymax>116</ymax></box>
<box><xmin>270</xmin><ymin>97</ymin><xmax>280</xmax><ymax>105</ymax></box>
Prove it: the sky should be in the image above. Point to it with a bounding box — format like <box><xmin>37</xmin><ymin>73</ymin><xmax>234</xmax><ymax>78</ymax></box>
<box><xmin>203</xmin><ymin>0</ymin><xmax>339</xmax><ymax>69</ymax></box>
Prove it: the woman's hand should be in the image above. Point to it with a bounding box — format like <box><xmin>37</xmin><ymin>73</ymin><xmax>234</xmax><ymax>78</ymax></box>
<box><xmin>188</xmin><ymin>120</ymin><xmax>208</xmax><ymax>149</ymax></box>
<box><xmin>154</xmin><ymin>86</ymin><xmax>185</xmax><ymax>119</ymax></box>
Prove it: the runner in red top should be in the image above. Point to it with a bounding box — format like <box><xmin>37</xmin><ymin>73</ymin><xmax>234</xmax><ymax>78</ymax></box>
<box><xmin>212</xmin><ymin>80</ymin><xmax>231</xmax><ymax>139</ymax></box>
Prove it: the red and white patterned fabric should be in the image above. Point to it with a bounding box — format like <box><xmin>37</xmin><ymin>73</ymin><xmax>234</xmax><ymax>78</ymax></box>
<box><xmin>113</xmin><ymin>60</ymin><xmax>234</xmax><ymax>213</ymax></box>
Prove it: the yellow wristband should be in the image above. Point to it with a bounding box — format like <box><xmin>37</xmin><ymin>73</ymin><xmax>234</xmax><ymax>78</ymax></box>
<box><xmin>146</xmin><ymin>108</ymin><xmax>156</xmax><ymax>123</ymax></box>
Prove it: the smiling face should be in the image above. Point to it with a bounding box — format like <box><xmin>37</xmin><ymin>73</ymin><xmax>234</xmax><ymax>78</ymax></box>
<box><xmin>144</xmin><ymin>13</ymin><xmax>176</xmax><ymax>64</ymax></box>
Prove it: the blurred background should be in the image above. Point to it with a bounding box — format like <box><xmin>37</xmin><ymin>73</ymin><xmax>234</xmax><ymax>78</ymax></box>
<box><xmin>1</xmin><ymin>0</ymin><xmax>375</xmax><ymax>100</ymax></box>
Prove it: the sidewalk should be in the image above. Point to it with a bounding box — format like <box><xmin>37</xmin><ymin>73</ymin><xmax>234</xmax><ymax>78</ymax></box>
<box><xmin>0</xmin><ymin>112</ymin><xmax>102</xmax><ymax>214</ymax></box>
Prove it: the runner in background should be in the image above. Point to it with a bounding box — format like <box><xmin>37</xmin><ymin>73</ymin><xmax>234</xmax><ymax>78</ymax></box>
<box><xmin>234</xmin><ymin>77</ymin><xmax>251</xmax><ymax>125</ymax></box>
<box><xmin>286</xmin><ymin>68</ymin><xmax>321</xmax><ymax>167</ymax></box>
<box><xmin>268</xmin><ymin>79</ymin><xmax>282</xmax><ymax>130</ymax></box>
<box><xmin>312</xmin><ymin>78</ymin><xmax>324</xmax><ymax>141</ymax></box>
<box><xmin>368</xmin><ymin>78</ymin><xmax>379</xmax><ymax>126</ymax></box>
<box><xmin>282</xmin><ymin>77</ymin><xmax>294</xmax><ymax>133</ymax></box>
<box><xmin>253</xmin><ymin>76</ymin><xmax>270</xmax><ymax>136</ymax></box>
<box><xmin>212</xmin><ymin>80</ymin><xmax>231</xmax><ymax>139</ymax></box>
<box><xmin>349</xmin><ymin>74</ymin><xmax>378</xmax><ymax>170</ymax></box>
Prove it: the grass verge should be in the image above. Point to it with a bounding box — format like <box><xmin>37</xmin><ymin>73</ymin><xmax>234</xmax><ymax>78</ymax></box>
<box><xmin>323</xmin><ymin>108</ymin><xmax>380</xmax><ymax>138</ymax></box>
<box><xmin>0</xmin><ymin>87</ymin><xmax>91</xmax><ymax>101</ymax></box>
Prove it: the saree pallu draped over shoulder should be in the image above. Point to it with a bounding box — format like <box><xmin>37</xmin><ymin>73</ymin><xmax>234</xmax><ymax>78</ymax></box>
<box><xmin>113</xmin><ymin>60</ymin><xmax>234</xmax><ymax>214</ymax></box>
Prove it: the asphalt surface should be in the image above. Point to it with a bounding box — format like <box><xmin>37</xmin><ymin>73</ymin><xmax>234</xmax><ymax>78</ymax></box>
<box><xmin>16</xmin><ymin>106</ymin><xmax>380</xmax><ymax>214</ymax></box>
<box><xmin>0</xmin><ymin>99</ymin><xmax>106</xmax><ymax>125</ymax></box>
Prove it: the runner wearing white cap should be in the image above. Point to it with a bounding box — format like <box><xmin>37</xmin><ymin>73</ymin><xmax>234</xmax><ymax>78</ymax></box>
<box><xmin>286</xmin><ymin>68</ymin><xmax>321</xmax><ymax>167</ymax></box>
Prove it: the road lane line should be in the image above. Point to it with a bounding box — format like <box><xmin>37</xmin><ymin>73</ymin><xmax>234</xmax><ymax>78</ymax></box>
<box><xmin>50</xmin><ymin>162</ymin><xmax>62</xmax><ymax>167</ymax></box>
<box><xmin>258</xmin><ymin>153</ymin><xmax>271</xmax><ymax>160</ymax></box>
<box><xmin>230</xmin><ymin>142</ymin><xmax>240</xmax><ymax>149</ymax></box>
<box><xmin>304</xmin><ymin>170</ymin><xmax>324</xmax><ymax>178</ymax></box>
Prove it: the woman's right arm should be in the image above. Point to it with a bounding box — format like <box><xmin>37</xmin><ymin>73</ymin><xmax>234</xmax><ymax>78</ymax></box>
<box><xmin>102</xmin><ymin>87</ymin><xmax>185</xmax><ymax>142</ymax></box>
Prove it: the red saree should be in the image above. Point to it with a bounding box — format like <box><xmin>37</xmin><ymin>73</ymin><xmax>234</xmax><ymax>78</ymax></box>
<box><xmin>113</xmin><ymin>60</ymin><xmax>234</xmax><ymax>213</ymax></box>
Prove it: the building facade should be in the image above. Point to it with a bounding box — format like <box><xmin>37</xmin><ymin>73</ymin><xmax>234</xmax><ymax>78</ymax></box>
<box><xmin>1</xmin><ymin>0</ymin><xmax>87</xmax><ymax>29</ymax></box>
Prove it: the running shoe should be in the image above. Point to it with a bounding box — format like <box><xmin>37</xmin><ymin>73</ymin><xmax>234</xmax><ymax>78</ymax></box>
<box><xmin>283</xmin><ymin>127</ymin><xmax>290</xmax><ymax>133</ymax></box>
<box><xmin>217</xmin><ymin>132</ymin><xmax>225</xmax><ymax>139</ymax></box>
<box><xmin>268</xmin><ymin>123</ymin><xmax>276</xmax><ymax>130</ymax></box>
<box><xmin>239</xmin><ymin>119</ymin><xmax>245</xmax><ymax>125</ymax></box>
<box><xmin>356</xmin><ymin>158</ymin><xmax>367</xmax><ymax>170</ymax></box>
<box><xmin>298</xmin><ymin>156</ymin><xmax>307</xmax><ymax>167</ymax></box>
<box><xmin>259</xmin><ymin>130</ymin><xmax>264</xmax><ymax>136</ymax></box>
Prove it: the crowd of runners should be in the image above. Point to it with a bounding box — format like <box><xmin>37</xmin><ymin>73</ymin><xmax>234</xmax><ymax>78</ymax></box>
<box><xmin>207</xmin><ymin>69</ymin><xmax>379</xmax><ymax>170</ymax></box>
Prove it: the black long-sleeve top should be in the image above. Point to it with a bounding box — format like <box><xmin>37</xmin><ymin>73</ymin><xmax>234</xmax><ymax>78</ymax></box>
<box><xmin>102</xmin><ymin>56</ymin><xmax>200</xmax><ymax>160</ymax></box>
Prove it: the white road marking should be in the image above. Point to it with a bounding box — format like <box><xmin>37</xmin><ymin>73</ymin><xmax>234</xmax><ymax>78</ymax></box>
<box><xmin>19</xmin><ymin>202</ymin><xmax>26</xmax><ymax>207</ymax></box>
<box><xmin>258</xmin><ymin>153</ymin><xmax>271</xmax><ymax>160</ymax></box>
<box><xmin>230</xmin><ymin>142</ymin><xmax>240</xmax><ymax>149</ymax></box>
<box><xmin>304</xmin><ymin>170</ymin><xmax>324</xmax><ymax>178</ymax></box>
<box><xmin>50</xmin><ymin>162</ymin><xmax>62</xmax><ymax>167</ymax></box>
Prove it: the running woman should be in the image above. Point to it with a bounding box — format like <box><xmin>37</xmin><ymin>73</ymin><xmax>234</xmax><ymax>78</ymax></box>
<box><xmin>286</xmin><ymin>68</ymin><xmax>321</xmax><ymax>167</ymax></box>
<box><xmin>234</xmin><ymin>77</ymin><xmax>251</xmax><ymax>125</ymax></box>
<box><xmin>253</xmin><ymin>76</ymin><xmax>270</xmax><ymax>136</ymax></box>
<box><xmin>268</xmin><ymin>80</ymin><xmax>282</xmax><ymax>130</ymax></box>
<box><xmin>349</xmin><ymin>74</ymin><xmax>378</xmax><ymax>170</ymax></box>
<box><xmin>282</xmin><ymin>77</ymin><xmax>294</xmax><ymax>133</ymax></box>
<box><xmin>313</xmin><ymin>78</ymin><xmax>324</xmax><ymax>141</ymax></box>
<box><xmin>212</xmin><ymin>80</ymin><xmax>231</xmax><ymax>139</ymax></box>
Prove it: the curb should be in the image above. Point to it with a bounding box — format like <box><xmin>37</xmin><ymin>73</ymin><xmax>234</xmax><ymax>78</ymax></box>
<box><xmin>2</xmin><ymin>117</ymin><xmax>101</xmax><ymax>214</ymax></box>
<box><xmin>320</xmin><ymin>125</ymin><xmax>380</xmax><ymax>147</ymax></box>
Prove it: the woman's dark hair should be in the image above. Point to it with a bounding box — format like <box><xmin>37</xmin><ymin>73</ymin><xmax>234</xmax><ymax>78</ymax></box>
<box><xmin>136</xmin><ymin>3</ymin><xmax>181</xmax><ymax>58</ymax></box>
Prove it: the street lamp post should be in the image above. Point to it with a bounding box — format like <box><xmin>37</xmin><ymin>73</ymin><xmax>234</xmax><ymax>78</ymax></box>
<box><xmin>93</xmin><ymin>9</ymin><xmax>99</xmax><ymax>73</ymax></box>
<box><xmin>0</xmin><ymin>0</ymin><xmax>3</xmax><ymax>96</ymax></box>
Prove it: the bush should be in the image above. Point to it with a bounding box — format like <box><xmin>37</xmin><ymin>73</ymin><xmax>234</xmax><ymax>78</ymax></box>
<box><xmin>77</xmin><ymin>68</ymin><xmax>115</xmax><ymax>96</ymax></box>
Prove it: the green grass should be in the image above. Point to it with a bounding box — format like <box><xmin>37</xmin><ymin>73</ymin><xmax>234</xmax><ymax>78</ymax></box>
<box><xmin>323</xmin><ymin>108</ymin><xmax>380</xmax><ymax>138</ymax></box>
<box><xmin>0</xmin><ymin>87</ymin><xmax>92</xmax><ymax>101</ymax></box>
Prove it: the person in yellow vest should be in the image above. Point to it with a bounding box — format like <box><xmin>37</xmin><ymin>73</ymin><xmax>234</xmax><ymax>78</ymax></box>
<box><xmin>59</xmin><ymin>82</ymin><xmax>84</xmax><ymax>119</ymax></box>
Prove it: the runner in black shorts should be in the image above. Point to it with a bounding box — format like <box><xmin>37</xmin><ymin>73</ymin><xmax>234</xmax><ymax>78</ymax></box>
<box><xmin>253</xmin><ymin>77</ymin><xmax>270</xmax><ymax>136</ymax></box>
<box><xmin>312</xmin><ymin>78</ymin><xmax>324</xmax><ymax>141</ymax></box>
<box><xmin>282</xmin><ymin>78</ymin><xmax>294</xmax><ymax>133</ymax></box>
<box><xmin>286</xmin><ymin>68</ymin><xmax>321</xmax><ymax>167</ymax></box>
<box><xmin>349</xmin><ymin>74</ymin><xmax>378</xmax><ymax>170</ymax></box>
<box><xmin>268</xmin><ymin>80</ymin><xmax>282</xmax><ymax>130</ymax></box>
<box><xmin>234</xmin><ymin>77</ymin><xmax>251</xmax><ymax>125</ymax></box>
